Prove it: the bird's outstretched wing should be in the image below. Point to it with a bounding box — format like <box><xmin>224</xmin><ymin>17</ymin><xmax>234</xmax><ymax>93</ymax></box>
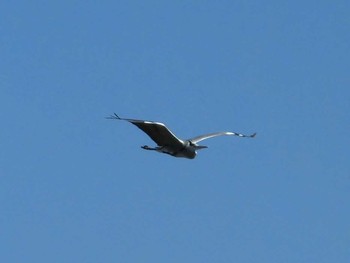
<box><xmin>106</xmin><ymin>113</ymin><xmax>184</xmax><ymax>147</ymax></box>
<box><xmin>188</xmin><ymin>131</ymin><xmax>256</xmax><ymax>144</ymax></box>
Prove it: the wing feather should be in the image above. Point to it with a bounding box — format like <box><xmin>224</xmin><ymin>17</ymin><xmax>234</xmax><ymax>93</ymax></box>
<box><xmin>189</xmin><ymin>131</ymin><xmax>256</xmax><ymax>143</ymax></box>
<box><xmin>106</xmin><ymin>114</ymin><xmax>255</xmax><ymax>147</ymax></box>
<box><xmin>110</xmin><ymin>115</ymin><xmax>184</xmax><ymax>147</ymax></box>
<box><xmin>129</xmin><ymin>120</ymin><xmax>183</xmax><ymax>147</ymax></box>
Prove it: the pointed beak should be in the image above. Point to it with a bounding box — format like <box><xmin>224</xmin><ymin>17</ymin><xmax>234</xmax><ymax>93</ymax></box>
<box><xmin>194</xmin><ymin>145</ymin><xmax>208</xmax><ymax>150</ymax></box>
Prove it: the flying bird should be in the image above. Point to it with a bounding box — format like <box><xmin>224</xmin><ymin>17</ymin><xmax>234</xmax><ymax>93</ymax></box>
<box><xmin>107</xmin><ymin>113</ymin><xmax>256</xmax><ymax>159</ymax></box>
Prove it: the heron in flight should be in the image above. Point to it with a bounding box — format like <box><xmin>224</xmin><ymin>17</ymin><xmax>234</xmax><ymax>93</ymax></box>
<box><xmin>107</xmin><ymin>113</ymin><xmax>256</xmax><ymax>159</ymax></box>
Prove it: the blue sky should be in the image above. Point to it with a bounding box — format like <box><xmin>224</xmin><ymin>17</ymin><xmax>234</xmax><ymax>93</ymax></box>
<box><xmin>1</xmin><ymin>1</ymin><xmax>349</xmax><ymax>262</ymax></box>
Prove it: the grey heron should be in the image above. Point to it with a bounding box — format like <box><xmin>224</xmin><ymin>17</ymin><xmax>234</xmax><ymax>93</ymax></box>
<box><xmin>107</xmin><ymin>113</ymin><xmax>256</xmax><ymax>159</ymax></box>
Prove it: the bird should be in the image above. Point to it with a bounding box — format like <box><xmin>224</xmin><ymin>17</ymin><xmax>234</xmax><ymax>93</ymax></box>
<box><xmin>106</xmin><ymin>113</ymin><xmax>256</xmax><ymax>159</ymax></box>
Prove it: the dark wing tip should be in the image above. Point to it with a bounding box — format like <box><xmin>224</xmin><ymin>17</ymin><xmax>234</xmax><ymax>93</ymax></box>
<box><xmin>105</xmin><ymin>113</ymin><xmax>121</xmax><ymax>120</ymax></box>
<box><xmin>250</xmin><ymin>133</ymin><xmax>257</xmax><ymax>138</ymax></box>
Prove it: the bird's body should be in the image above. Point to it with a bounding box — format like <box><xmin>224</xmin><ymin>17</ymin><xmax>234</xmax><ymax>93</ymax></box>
<box><xmin>142</xmin><ymin>143</ymin><xmax>198</xmax><ymax>159</ymax></box>
<box><xmin>107</xmin><ymin>113</ymin><xmax>256</xmax><ymax>159</ymax></box>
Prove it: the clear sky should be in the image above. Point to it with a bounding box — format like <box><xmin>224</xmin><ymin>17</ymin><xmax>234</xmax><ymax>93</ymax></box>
<box><xmin>1</xmin><ymin>1</ymin><xmax>349</xmax><ymax>262</ymax></box>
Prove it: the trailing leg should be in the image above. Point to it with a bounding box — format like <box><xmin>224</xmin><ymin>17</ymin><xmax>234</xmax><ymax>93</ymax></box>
<box><xmin>141</xmin><ymin>145</ymin><xmax>157</xmax><ymax>150</ymax></box>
